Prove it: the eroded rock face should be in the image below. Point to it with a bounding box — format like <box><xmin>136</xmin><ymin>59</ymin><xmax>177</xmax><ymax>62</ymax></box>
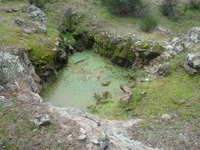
<box><xmin>93</xmin><ymin>31</ymin><xmax>163</xmax><ymax>67</ymax></box>
<box><xmin>0</xmin><ymin>47</ymin><xmax>41</xmax><ymax>93</ymax></box>
<box><xmin>52</xmin><ymin>107</ymin><xmax>160</xmax><ymax>150</ymax></box>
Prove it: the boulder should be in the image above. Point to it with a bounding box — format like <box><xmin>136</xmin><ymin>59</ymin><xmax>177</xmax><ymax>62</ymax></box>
<box><xmin>157</xmin><ymin>62</ymin><xmax>171</xmax><ymax>76</ymax></box>
<box><xmin>187</xmin><ymin>53</ymin><xmax>200</xmax><ymax>69</ymax></box>
<box><xmin>34</xmin><ymin>114</ymin><xmax>51</xmax><ymax>127</ymax></box>
<box><xmin>0</xmin><ymin>96</ymin><xmax>15</xmax><ymax>107</ymax></box>
<box><xmin>14</xmin><ymin>17</ymin><xmax>46</xmax><ymax>34</ymax></box>
<box><xmin>161</xmin><ymin>114</ymin><xmax>171</xmax><ymax>122</ymax></box>
<box><xmin>79</xmin><ymin>134</ymin><xmax>87</xmax><ymax>140</ymax></box>
<box><xmin>0</xmin><ymin>85</ymin><xmax>5</xmax><ymax>93</ymax></box>
<box><xmin>187</xmin><ymin>27</ymin><xmax>200</xmax><ymax>43</ymax></box>
<box><xmin>99</xmin><ymin>133</ymin><xmax>109</xmax><ymax>150</ymax></box>
<box><xmin>101</xmin><ymin>80</ymin><xmax>111</xmax><ymax>86</ymax></box>
<box><xmin>184</xmin><ymin>53</ymin><xmax>200</xmax><ymax>74</ymax></box>
<box><xmin>25</xmin><ymin>5</ymin><xmax>48</xmax><ymax>23</ymax></box>
<box><xmin>1</xmin><ymin>8</ymin><xmax>19</xmax><ymax>13</ymax></box>
<box><xmin>94</xmin><ymin>90</ymin><xmax>110</xmax><ymax>105</ymax></box>
<box><xmin>80</xmin><ymin>127</ymin><xmax>87</xmax><ymax>134</ymax></box>
<box><xmin>120</xmin><ymin>85</ymin><xmax>133</xmax><ymax>104</ymax></box>
<box><xmin>184</xmin><ymin>63</ymin><xmax>198</xmax><ymax>75</ymax></box>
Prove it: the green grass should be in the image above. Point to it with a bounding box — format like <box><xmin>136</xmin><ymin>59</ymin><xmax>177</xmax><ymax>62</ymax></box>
<box><xmin>89</xmin><ymin>69</ymin><xmax>200</xmax><ymax>121</ymax></box>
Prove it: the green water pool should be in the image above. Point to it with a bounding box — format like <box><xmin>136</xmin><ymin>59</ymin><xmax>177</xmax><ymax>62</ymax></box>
<box><xmin>42</xmin><ymin>50</ymin><xmax>140</xmax><ymax>111</ymax></box>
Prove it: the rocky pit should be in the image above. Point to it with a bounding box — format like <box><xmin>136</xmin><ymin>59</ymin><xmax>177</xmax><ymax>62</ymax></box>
<box><xmin>1</xmin><ymin>1</ymin><xmax>200</xmax><ymax>150</ymax></box>
<box><xmin>42</xmin><ymin>50</ymin><xmax>139</xmax><ymax>111</ymax></box>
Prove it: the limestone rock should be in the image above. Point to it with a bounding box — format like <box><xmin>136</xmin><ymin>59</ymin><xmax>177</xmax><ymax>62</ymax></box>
<box><xmin>157</xmin><ymin>62</ymin><xmax>171</xmax><ymax>76</ymax></box>
<box><xmin>34</xmin><ymin>114</ymin><xmax>51</xmax><ymax>127</ymax></box>
<box><xmin>184</xmin><ymin>53</ymin><xmax>200</xmax><ymax>74</ymax></box>
<box><xmin>25</xmin><ymin>5</ymin><xmax>48</xmax><ymax>23</ymax></box>
<box><xmin>0</xmin><ymin>47</ymin><xmax>41</xmax><ymax>93</ymax></box>
<box><xmin>14</xmin><ymin>17</ymin><xmax>46</xmax><ymax>34</ymax></box>
<box><xmin>80</xmin><ymin>127</ymin><xmax>87</xmax><ymax>134</ymax></box>
<box><xmin>1</xmin><ymin>8</ymin><xmax>19</xmax><ymax>13</ymax></box>
<box><xmin>91</xmin><ymin>140</ymin><xmax>99</xmax><ymax>145</ymax></box>
<box><xmin>101</xmin><ymin>80</ymin><xmax>111</xmax><ymax>86</ymax></box>
<box><xmin>180</xmin><ymin>99</ymin><xmax>188</xmax><ymax>104</ymax></box>
<box><xmin>161</xmin><ymin>114</ymin><xmax>171</xmax><ymax>122</ymax></box>
<box><xmin>0</xmin><ymin>85</ymin><xmax>5</xmax><ymax>93</ymax></box>
<box><xmin>79</xmin><ymin>134</ymin><xmax>87</xmax><ymax>140</ymax></box>
<box><xmin>187</xmin><ymin>53</ymin><xmax>200</xmax><ymax>69</ymax></box>
<box><xmin>0</xmin><ymin>96</ymin><xmax>15</xmax><ymax>107</ymax></box>
<box><xmin>184</xmin><ymin>63</ymin><xmax>198</xmax><ymax>75</ymax></box>
<box><xmin>120</xmin><ymin>85</ymin><xmax>133</xmax><ymax>104</ymax></box>
<box><xmin>187</xmin><ymin>27</ymin><xmax>200</xmax><ymax>43</ymax></box>
<box><xmin>55</xmin><ymin>107</ymin><xmax>159</xmax><ymax>150</ymax></box>
<box><xmin>154</xmin><ymin>26</ymin><xmax>172</xmax><ymax>35</ymax></box>
<box><xmin>94</xmin><ymin>90</ymin><xmax>110</xmax><ymax>105</ymax></box>
<box><xmin>99</xmin><ymin>131</ymin><xmax>109</xmax><ymax>150</ymax></box>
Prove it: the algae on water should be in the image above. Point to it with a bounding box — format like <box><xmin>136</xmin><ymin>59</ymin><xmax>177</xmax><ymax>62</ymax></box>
<box><xmin>42</xmin><ymin>50</ymin><xmax>141</xmax><ymax>111</ymax></box>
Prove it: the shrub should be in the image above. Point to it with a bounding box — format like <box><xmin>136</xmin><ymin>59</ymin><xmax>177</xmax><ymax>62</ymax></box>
<box><xmin>189</xmin><ymin>0</ymin><xmax>200</xmax><ymax>10</ymax></box>
<box><xmin>160</xmin><ymin>0</ymin><xmax>178</xmax><ymax>17</ymax></box>
<box><xmin>28</xmin><ymin>0</ymin><xmax>56</xmax><ymax>8</ymax></box>
<box><xmin>140</xmin><ymin>14</ymin><xmax>158</xmax><ymax>32</ymax></box>
<box><xmin>102</xmin><ymin>0</ymin><xmax>145</xmax><ymax>17</ymax></box>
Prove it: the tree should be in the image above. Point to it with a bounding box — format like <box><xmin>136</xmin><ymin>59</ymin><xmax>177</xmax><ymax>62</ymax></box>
<box><xmin>102</xmin><ymin>0</ymin><xmax>145</xmax><ymax>17</ymax></box>
<box><xmin>160</xmin><ymin>0</ymin><xmax>178</xmax><ymax>17</ymax></box>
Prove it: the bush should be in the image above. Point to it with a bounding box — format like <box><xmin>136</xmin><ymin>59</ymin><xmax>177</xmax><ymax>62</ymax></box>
<box><xmin>28</xmin><ymin>0</ymin><xmax>56</xmax><ymax>8</ymax></box>
<box><xmin>189</xmin><ymin>0</ymin><xmax>200</xmax><ymax>10</ymax></box>
<box><xmin>140</xmin><ymin>14</ymin><xmax>158</xmax><ymax>32</ymax></box>
<box><xmin>102</xmin><ymin>0</ymin><xmax>145</xmax><ymax>17</ymax></box>
<box><xmin>160</xmin><ymin>0</ymin><xmax>178</xmax><ymax>17</ymax></box>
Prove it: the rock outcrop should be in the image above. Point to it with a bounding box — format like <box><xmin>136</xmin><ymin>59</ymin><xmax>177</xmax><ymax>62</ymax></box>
<box><xmin>0</xmin><ymin>46</ymin><xmax>41</xmax><ymax>93</ymax></box>
<box><xmin>14</xmin><ymin>17</ymin><xmax>46</xmax><ymax>34</ymax></box>
<box><xmin>23</xmin><ymin>5</ymin><xmax>48</xmax><ymax>23</ymax></box>
<box><xmin>92</xmin><ymin>31</ymin><xmax>164</xmax><ymax>67</ymax></box>
<box><xmin>52</xmin><ymin>107</ymin><xmax>160</xmax><ymax>150</ymax></box>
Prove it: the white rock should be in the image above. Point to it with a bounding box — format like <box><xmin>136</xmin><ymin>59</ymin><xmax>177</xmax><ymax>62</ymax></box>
<box><xmin>161</xmin><ymin>114</ymin><xmax>171</xmax><ymax>122</ymax></box>
<box><xmin>67</xmin><ymin>134</ymin><xmax>73</xmax><ymax>141</ymax></box>
<box><xmin>34</xmin><ymin>114</ymin><xmax>51</xmax><ymax>127</ymax></box>
<box><xmin>91</xmin><ymin>140</ymin><xmax>99</xmax><ymax>145</ymax></box>
<box><xmin>80</xmin><ymin>127</ymin><xmax>87</xmax><ymax>134</ymax></box>
<box><xmin>79</xmin><ymin>134</ymin><xmax>87</xmax><ymax>140</ymax></box>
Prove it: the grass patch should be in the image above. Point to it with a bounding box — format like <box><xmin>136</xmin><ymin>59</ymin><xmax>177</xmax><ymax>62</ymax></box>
<box><xmin>89</xmin><ymin>69</ymin><xmax>200</xmax><ymax>121</ymax></box>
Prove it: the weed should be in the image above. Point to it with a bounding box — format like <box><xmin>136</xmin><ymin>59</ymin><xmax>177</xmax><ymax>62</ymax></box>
<box><xmin>140</xmin><ymin>14</ymin><xmax>158</xmax><ymax>32</ymax></box>
<box><xmin>190</xmin><ymin>123</ymin><xmax>198</xmax><ymax>132</ymax></box>
<box><xmin>174</xmin><ymin>122</ymin><xmax>182</xmax><ymax>129</ymax></box>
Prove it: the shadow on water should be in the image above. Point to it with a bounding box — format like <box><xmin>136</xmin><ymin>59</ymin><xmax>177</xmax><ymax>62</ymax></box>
<box><xmin>42</xmin><ymin>50</ymin><xmax>140</xmax><ymax>111</ymax></box>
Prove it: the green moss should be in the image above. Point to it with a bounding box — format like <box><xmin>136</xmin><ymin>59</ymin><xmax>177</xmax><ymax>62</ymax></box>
<box><xmin>145</xmin><ymin>34</ymin><xmax>168</xmax><ymax>39</ymax></box>
<box><xmin>61</xmin><ymin>32</ymin><xmax>76</xmax><ymax>47</ymax></box>
<box><xmin>94</xmin><ymin>33</ymin><xmax>136</xmax><ymax>64</ymax></box>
